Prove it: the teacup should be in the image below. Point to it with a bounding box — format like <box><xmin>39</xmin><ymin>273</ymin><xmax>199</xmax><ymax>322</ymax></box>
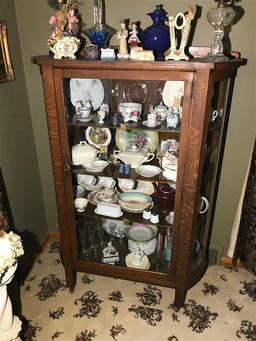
<box><xmin>77</xmin><ymin>107</ymin><xmax>91</xmax><ymax>119</ymax></box>
<box><xmin>74</xmin><ymin>198</ymin><xmax>88</xmax><ymax>212</ymax></box>
<box><xmin>118</xmin><ymin>179</ymin><xmax>136</xmax><ymax>191</ymax></box>
<box><xmin>147</xmin><ymin>113</ymin><xmax>157</xmax><ymax>127</ymax></box>
<box><xmin>77</xmin><ymin>174</ymin><xmax>97</xmax><ymax>186</ymax></box>
<box><xmin>98</xmin><ymin>176</ymin><xmax>116</xmax><ymax>189</ymax></box>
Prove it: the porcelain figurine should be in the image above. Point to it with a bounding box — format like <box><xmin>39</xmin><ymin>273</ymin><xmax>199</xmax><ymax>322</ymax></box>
<box><xmin>166</xmin><ymin>108</ymin><xmax>180</xmax><ymax>129</ymax></box>
<box><xmin>165</xmin><ymin>6</ymin><xmax>196</xmax><ymax>61</ymax></box>
<box><xmin>128</xmin><ymin>22</ymin><xmax>141</xmax><ymax>49</ymax></box>
<box><xmin>117</xmin><ymin>21</ymin><xmax>129</xmax><ymax>59</ymax></box>
<box><xmin>130</xmin><ymin>47</ymin><xmax>154</xmax><ymax>61</ymax></box>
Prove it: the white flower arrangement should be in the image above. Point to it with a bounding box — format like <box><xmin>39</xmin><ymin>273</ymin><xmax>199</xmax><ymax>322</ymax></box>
<box><xmin>0</xmin><ymin>230</ymin><xmax>24</xmax><ymax>284</ymax></box>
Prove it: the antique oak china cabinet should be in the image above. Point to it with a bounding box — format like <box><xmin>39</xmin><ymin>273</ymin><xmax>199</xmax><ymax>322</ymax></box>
<box><xmin>32</xmin><ymin>55</ymin><xmax>245</xmax><ymax>309</ymax></box>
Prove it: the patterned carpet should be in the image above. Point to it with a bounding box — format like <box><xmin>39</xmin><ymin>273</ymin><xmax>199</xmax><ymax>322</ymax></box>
<box><xmin>20</xmin><ymin>240</ymin><xmax>256</xmax><ymax>341</ymax></box>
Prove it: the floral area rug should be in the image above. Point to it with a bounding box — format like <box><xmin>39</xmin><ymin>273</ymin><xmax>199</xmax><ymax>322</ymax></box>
<box><xmin>20</xmin><ymin>240</ymin><xmax>256</xmax><ymax>341</ymax></box>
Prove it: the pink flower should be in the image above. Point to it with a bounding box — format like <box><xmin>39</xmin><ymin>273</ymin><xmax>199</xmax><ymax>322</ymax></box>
<box><xmin>49</xmin><ymin>15</ymin><xmax>57</xmax><ymax>26</ymax></box>
<box><xmin>67</xmin><ymin>9</ymin><xmax>78</xmax><ymax>32</ymax></box>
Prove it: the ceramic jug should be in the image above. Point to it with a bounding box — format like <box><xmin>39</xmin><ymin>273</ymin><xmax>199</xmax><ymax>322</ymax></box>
<box><xmin>142</xmin><ymin>5</ymin><xmax>170</xmax><ymax>60</ymax></box>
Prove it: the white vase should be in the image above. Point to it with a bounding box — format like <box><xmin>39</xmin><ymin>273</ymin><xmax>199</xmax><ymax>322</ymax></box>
<box><xmin>0</xmin><ymin>264</ymin><xmax>22</xmax><ymax>341</ymax></box>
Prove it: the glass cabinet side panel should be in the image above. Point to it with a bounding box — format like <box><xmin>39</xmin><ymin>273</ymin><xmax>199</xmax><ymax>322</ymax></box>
<box><xmin>61</xmin><ymin>76</ymin><xmax>187</xmax><ymax>274</ymax></box>
<box><xmin>192</xmin><ymin>79</ymin><xmax>230</xmax><ymax>271</ymax></box>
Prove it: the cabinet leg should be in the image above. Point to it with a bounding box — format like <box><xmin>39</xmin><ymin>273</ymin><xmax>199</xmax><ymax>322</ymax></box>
<box><xmin>173</xmin><ymin>287</ymin><xmax>187</xmax><ymax>311</ymax></box>
<box><xmin>64</xmin><ymin>267</ymin><xmax>76</xmax><ymax>292</ymax></box>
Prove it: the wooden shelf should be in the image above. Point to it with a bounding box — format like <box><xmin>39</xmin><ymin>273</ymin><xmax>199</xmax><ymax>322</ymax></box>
<box><xmin>75</xmin><ymin>202</ymin><xmax>173</xmax><ymax>232</ymax></box>
<box><xmin>67</xmin><ymin>116</ymin><xmax>181</xmax><ymax>135</ymax></box>
<box><xmin>72</xmin><ymin>163</ymin><xmax>176</xmax><ymax>185</ymax></box>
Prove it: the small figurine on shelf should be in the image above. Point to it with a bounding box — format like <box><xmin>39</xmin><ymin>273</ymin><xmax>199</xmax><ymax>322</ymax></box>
<box><xmin>117</xmin><ymin>21</ymin><xmax>129</xmax><ymax>59</ymax></box>
<box><xmin>128</xmin><ymin>22</ymin><xmax>141</xmax><ymax>49</ymax></box>
<box><xmin>165</xmin><ymin>6</ymin><xmax>196</xmax><ymax>61</ymax></box>
<box><xmin>128</xmin><ymin>22</ymin><xmax>141</xmax><ymax>58</ymax></box>
<box><xmin>47</xmin><ymin>0</ymin><xmax>81</xmax><ymax>59</ymax></box>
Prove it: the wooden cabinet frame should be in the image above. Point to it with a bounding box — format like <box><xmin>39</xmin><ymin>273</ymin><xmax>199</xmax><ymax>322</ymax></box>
<box><xmin>33</xmin><ymin>56</ymin><xmax>245</xmax><ymax>309</ymax></box>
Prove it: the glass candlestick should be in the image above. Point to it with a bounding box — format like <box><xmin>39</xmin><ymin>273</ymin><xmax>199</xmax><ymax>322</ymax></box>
<box><xmin>206</xmin><ymin>0</ymin><xmax>235</xmax><ymax>61</ymax></box>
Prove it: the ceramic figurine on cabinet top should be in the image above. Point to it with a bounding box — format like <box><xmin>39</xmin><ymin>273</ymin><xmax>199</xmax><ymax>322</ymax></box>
<box><xmin>128</xmin><ymin>22</ymin><xmax>141</xmax><ymax>49</ymax></box>
<box><xmin>165</xmin><ymin>6</ymin><xmax>196</xmax><ymax>61</ymax></box>
<box><xmin>142</xmin><ymin>4</ymin><xmax>170</xmax><ymax>60</ymax></box>
<box><xmin>117</xmin><ymin>21</ymin><xmax>129</xmax><ymax>59</ymax></box>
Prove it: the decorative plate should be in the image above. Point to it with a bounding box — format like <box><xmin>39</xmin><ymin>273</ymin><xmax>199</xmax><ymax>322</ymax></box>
<box><xmin>112</xmin><ymin>80</ymin><xmax>165</xmax><ymax>114</ymax></box>
<box><xmin>115</xmin><ymin>128</ymin><xmax>159</xmax><ymax>153</ymax></box>
<box><xmin>132</xmin><ymin>181</ymin><xmax>155</xmax><ymax>195</ymax></box>
<box><xmin>70</xmin><ymin>78</ymin><xmax>105</xmax><ymax>110</ymax></box>
<box><xmin>87</xmin><ymin>189</ymin><xmax>118</xmax><ymax>205</ymax></box>
<box><xmin>162</xmin><ymin>81</ymin><xmax>184</xmax><ymax>108</ymax></box>
<box><xmin>85</xmin><ymin>127</ymin><xmax>112</xmax><ymax>148</ymax></box>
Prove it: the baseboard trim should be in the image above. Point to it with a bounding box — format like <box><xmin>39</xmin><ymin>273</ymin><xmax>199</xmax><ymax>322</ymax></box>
<box><xmin>220</xmin><ymin>256</ymin><xmax>241</xmax><ymax>267</ymax></box>
<box><xmin>41</xmin><ymin>232</ymin><xmax>60</xmax><ymax>249</ymax></box>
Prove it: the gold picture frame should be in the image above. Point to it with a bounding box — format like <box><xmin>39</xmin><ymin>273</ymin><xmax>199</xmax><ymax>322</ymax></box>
<box><xmin>0</xmin><ymin>20</ymin><xmax>14</xmax><ymax>83</ymax></box>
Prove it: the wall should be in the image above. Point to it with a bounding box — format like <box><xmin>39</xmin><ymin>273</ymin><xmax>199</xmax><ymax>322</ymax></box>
<box><xmin>0</xmin><ymin>0</ymin><xmax>48</xmax><ymax>240</ymax></box>
<box><xmin>14</xmin><ymin>0</ymin><xmax>255</xmax><ymax>254</ymax></box>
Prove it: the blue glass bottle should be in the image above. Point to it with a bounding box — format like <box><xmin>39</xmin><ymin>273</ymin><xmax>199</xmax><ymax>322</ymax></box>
<box><xmin>142</xmin><ymin>4</ymin><xmax>170</xmax><ymax>60</ymax></box>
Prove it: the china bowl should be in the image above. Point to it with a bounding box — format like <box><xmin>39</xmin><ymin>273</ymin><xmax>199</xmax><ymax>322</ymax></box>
<box><xmin>136</xmin><ymin>165</ymin><xmax>161</xmax><ymax>178</ymax></box>
<box><xmin>118</xmin><ymin>102</ymin><xmax>142</xmax><ymax>123</ymax></box>
<box><xmin>125</xmin><ymin>223</ymin><xmax>157</xmax><ymax>242</ymax></box>
<box><xmin>117</xmin><ymin>192</ymin><xmax>152</xmax><ymax>211</ymax></box>
<box><xmin>82</xmin><ymin>160</ymin><xmax>108</xmax><ymax>172</ymax></box>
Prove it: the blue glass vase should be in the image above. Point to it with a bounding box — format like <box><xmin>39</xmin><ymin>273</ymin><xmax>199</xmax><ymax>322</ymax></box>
<box><xmin>142</xmin><ymin>4</ymin><xmax>170</xmax><ymax>61</ymax></box>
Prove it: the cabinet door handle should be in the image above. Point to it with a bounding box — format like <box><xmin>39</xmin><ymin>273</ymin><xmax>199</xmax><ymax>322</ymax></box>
<box><xmin>64</xmin><ymin>159</ymin><xmax>70</xmax><ymax>172</ymax></box>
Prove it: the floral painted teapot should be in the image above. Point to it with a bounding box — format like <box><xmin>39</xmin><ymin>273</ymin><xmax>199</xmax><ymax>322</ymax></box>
<box><xmin>154</xmin><ymin>102</ymin><xmax>168</xmax><ymax>121</ymax></box>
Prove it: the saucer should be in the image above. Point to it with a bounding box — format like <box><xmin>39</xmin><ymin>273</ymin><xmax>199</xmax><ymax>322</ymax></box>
<box><xmin>125</xmin><ymin>253</ymin><xmax>150</xmax><ymax>270</ymax></box>
<box><xmin>142</xmin><ymin>120</ymin><xmax>161</xmax><ymax>128</ymax></box>
<box><xmin>162</xmin><ymin>169</ymin><xmax>177</xmax><ymax>182</ymax></box>
<box><xmin>74</xmin><ymin>114</ymin><xmax>94</xmax><ymax>122</ymax></box>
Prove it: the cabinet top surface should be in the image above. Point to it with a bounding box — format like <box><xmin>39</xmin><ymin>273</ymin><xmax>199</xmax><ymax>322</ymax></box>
<box><xmin>32</xmin><ymin>55</ymin><xmax>246</xmax><ymax>73</ymax></box>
